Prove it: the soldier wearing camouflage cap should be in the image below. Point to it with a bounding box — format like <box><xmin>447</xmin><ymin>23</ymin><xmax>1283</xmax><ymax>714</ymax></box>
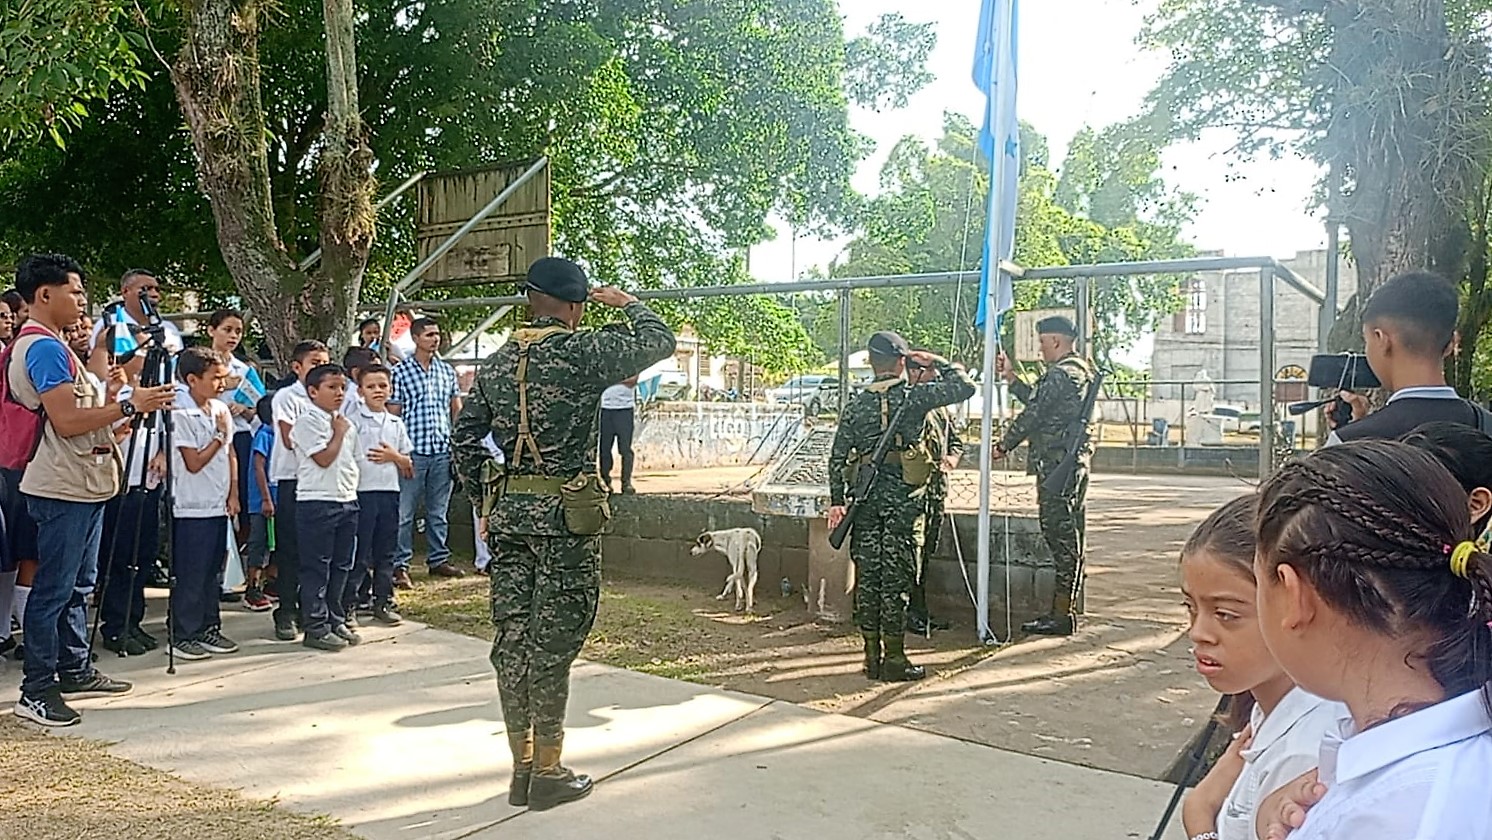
<box><xmin>453</xmin><ymin>256</ymin><xmax>676</xmax><ymax>811</ymax></box>
<box><xmin>994</xmin><ymin>315</ymin><xmax>1096</xmax><ymax>637</ymax></box>
<box><xmin>828</xmin><ymin>331</ymin><xmax>975</xmax><ymax>681</ymax></box>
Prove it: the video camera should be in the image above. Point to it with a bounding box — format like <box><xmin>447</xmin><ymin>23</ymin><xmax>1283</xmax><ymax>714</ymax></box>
<box><xmin>1286</xmin><ymin>353</ymin><xmax>1382</xmax><ymax>428</ymax></box>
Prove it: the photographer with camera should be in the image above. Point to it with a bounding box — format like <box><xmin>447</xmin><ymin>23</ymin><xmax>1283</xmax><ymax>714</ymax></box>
<box><xmin>6</xmin><ymin>255</ymin><xmax>176</xmax><ymax>726</ymax></box>
<box><xmin>1325</xmin><ymin>271</ymin><xmax>1489</xmax><ymax>445</ymax></box>
<box><xmin>88</xmin><ymin>269</ymin><xmax>183</xmax><ymax>385</ymax></box>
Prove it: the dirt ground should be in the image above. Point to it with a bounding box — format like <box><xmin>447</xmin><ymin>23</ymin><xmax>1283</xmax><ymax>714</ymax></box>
<box><xmin>0</xmin><ymin>716</ymin><xmax>360</xmax><ymax>840</ymax></box>
<box><xmin>401</xmin><ymin>472</ymin><xmax>1251</xmax><ymax>781</ymax></box>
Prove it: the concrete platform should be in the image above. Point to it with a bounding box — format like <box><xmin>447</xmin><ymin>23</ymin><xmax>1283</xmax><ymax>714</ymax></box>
<box><xmin>3</xmin><ymin>602</ymin><xmax>1184</xmax><ymax>839</ymax></box>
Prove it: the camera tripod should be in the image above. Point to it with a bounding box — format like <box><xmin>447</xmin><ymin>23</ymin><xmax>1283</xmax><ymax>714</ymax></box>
<box><xmin>87</xmin><ymin>312</ymin><xmax>184</xmax><ymax>674</ymax></box>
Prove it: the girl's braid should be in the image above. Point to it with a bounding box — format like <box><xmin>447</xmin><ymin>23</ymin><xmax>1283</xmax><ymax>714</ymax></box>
<box><xmin>1284</xmin><ymin>460</ymin><xmax>1446</xmax><ymax>550</ymax></box>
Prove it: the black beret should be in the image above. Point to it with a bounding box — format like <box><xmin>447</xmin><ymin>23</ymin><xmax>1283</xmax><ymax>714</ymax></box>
<box><xmin>1036</xmin><ymin>315</ymin><xmax>1078</xmax><ymax>338</ymax></box>
<box><xmin>525</xmin><ymin>257</ymin><xmax>590</xmax><ymax>303</ymax></box>
<box><xmin>867</xmin><ymin>330</ymin><xmax>910</xmax><ymax>357</ymax></box>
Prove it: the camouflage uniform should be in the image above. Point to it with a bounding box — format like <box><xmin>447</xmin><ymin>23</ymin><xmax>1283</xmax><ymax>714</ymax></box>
<box><xmin>829</xmin><ymin>360</ymin><xmax>975</xmax><ymax>679</ymax></box>
<box><xmin>453</xmin><ymin>297</ymin><xmax>674</xmax><ymax>805</ymax></box>
<box><xmin>908</xmin><ymin>405</ymin><xmax>963</xmax><ymax>632</ymax></box>
<box><xmin>999</xmin><ymin>352</ymin><xmax>1095</xmax><ymax>631</ymax></box>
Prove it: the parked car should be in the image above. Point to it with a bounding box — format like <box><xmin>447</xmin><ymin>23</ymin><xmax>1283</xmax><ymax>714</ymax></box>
<box><xmin>765</xmin><ymin>375</ymin><xmax>840</xmax><ymax>415</ymax></box>
<box><xmin>1207</xmin><ymin>404</ymin><xmax>1245</xmax><ymax>433</ymax></box>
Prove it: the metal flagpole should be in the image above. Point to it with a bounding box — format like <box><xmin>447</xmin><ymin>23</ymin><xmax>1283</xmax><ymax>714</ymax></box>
<box><xmin>974</xmin><ymin>0</ymin><xmax>1017</xmax><ymax>645</ymax></box>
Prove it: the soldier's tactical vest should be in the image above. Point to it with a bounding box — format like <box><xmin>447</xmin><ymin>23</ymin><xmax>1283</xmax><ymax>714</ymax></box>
<box><xmin>502</xmin><ymin>324</ymin><xmax>613</xmax><ymax>536</ymax></box>
<box><xmin>1034</xmin><ymin>354</ymin><xmax>1097</xmax><ymax>467</ymax></box>
<box><xmin>844</xmin><ymin>378</ymin><xmax>934</xmax><ymax>488</ymax></box>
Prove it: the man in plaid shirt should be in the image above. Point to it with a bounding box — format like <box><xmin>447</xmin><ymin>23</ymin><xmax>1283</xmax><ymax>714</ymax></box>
<box><xmin>390</xmin><ymin>317</ymin><xmax>465</xmax><ymax>584</ymax></box>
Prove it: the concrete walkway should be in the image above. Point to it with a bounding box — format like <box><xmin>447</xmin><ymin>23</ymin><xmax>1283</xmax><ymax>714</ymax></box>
<box><xmin>4</xmin><ymin>604</ymin><xmax>1185</xmax><ymax>839</ymax></box>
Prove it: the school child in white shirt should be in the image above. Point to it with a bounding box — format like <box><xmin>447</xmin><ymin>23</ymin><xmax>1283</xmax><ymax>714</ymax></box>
<box><xmin>1178</xmin><ymin>495</ymin><xmax>1342</xmax><ymax>840</ymax></box>
<box><xmin>345</xmin><ymin>363</ymin><xmax>412</xmax><ymax>625</ymax></box>
<box><xmin>292</xmin><ymin>364</ymin><xmax>361</xmax><ymax>651</ymax></box>
<box><xmin>1251</xmin><ymin>441</ymin><xmax>1492</xmax><ymax>840</ymax></box>
<box><xmin>168</xmin><ymin>347</ymin><xmax>241</xmax><ymax>662</ymax></box>
<box><xmin>268</xmin><ymin>340</ymin><xmax>331</xmax><ymax>641</ymax></box>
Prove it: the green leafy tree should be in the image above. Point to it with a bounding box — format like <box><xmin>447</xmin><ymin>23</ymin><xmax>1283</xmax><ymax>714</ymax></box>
<box><xmin>809</xmin><ymin>113</ymin><xmax>1193</xmax><ymax>368</ymax></box>
<box><xmin>1141</xmin><ymin>0</ymin><xmax>1492</xmax><ymax>376</ymax></box>
<box><xmin>1</xmin><ymin>2</ymin><xmax>931</xmax><ymax>366</ymax></box>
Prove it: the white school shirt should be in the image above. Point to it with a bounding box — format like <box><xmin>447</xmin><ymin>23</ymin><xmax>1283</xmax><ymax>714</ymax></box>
<box><xmin>171</xmin><ymin>397</ymin><xmax>234</xmax><ymax>518</ymax></box>
<box><xmin>348</xmin><ymin>402</ymin><xmax>413</xmax><ymax>493</ymax></box>
<box><xmin>1216</xmin><ymin>688</ymin><xmax>1345</xmax><ymax>840</ymax></box>
<box><xmin>269</xmin><ymin>381</ymin><xmax>310</xmax><ymax>482</ymax></box>
<box><xmin>114</xmin><ymin>384</ymin><xmax>164</xmax><ymax>490</ymax></box>
<box><xmin>342</xmin><ymin>382</ymin><xmax>363</xmax><ymax>415</ymax></box>
<box><xmin>1292</xmin><ymin>688</ymin><xmax>1492</xmax><ymax>840</ymax></box>
<box><xmin>292</xmin><ymin>408</ymin><xmax>360</xmax><ymax>503</ymax></box>
<box><xmin>601</xmin><ymin>383</ymin><xmax>636</xmax><ymax>410</ymax></box>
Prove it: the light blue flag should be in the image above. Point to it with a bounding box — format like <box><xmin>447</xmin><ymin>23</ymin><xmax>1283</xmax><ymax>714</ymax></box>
<box><xmin>109</xmin><ymin>315</ymin><xmax>138</xmax><ymax>359</ymax></box>
<box><xmin>233</xmin><ymin>366</ymin><xmax>267</xmax><ymax>409</ymax></box>
<box><xmin>973</xmin><ymin>0</ymin><xmax>1019</xmax><ymax>329</ymax></box>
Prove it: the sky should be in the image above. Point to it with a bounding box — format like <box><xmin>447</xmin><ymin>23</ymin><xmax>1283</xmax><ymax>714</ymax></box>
<box><xmin>749</xmin><ymin>0</ymin><xmax>1328</xmax><ymax>282</ymax></box>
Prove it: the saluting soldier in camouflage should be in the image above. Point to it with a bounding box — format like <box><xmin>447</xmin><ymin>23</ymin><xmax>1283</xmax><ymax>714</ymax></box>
<box><xmin>453</xmin><ymin>257</ymin><xmax>675</xmax><ymax>811</ymax></box>
<box><xmin>994</xmin><ymin>315</ymin><xmax>1096</xmax><ymax>637</ymax></box>
<box><xmin>828</xmin><ymin>332</ymin><xmax>976</xmax><ymax>681</ymax></box>
<box><xmin>906</xmin><ymin>357</ymin><xmax>965</xmax><ymax>636</ymax></box>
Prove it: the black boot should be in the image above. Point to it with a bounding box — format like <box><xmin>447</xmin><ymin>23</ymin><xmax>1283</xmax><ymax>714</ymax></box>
<box><xmin>861</xmin><ymin>632</ymin><xmax>881</xmax><ymax>680</ymax></box>
<box><xmin>906</xmin><ymin>612</ymin><xmax>931</xmax><ymax>637</ymax></box>
<box><xmin>508</xmin><ymin>731</ymin><xmax>533</xmax><ymax>807</ymax></box>
<box><xmin>879</xmin><ymin>634</ymin><xmax>925</xmax><ymax>682</ymax></box>
<box><xmin>528</xmin><ymin>739</ymin><xmax>594</xmax><ymax>811</ymax></box>
<box><xmin>1023</xmin><ymin>593</ymin><xmax>1077</xmax><ymax>636</ymax></box>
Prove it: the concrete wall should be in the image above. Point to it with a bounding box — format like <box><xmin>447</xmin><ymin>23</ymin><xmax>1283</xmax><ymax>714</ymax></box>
<box><xmin>631</xmin><ymin>402</ymin><xmax>806</xmax><ymax>471</ymax></box>
<box><xmin>589</xmin><ymin>494</ymin><xmax>1056</xmax><ymax>628</ymax></box>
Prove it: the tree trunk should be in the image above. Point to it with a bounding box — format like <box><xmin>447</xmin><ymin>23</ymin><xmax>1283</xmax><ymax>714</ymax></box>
<box><xmin>171</xmin><ymin>0</ymin><xmax>373</xmax><ymax>365</ymax></box>
<box><xmin>1451</xmin><ymin>178</ymin><xmax>1492</xmax><ymax>395</ymax></box>
<box><xmin>316</xmin><ymin>0</ymin><xmax>375</xmax><ymax>351</ymax></box>
<box><xmin>1323</xmin><ymin>0</ymin><xmax>1486</xmax><ymax>351</ymax></box>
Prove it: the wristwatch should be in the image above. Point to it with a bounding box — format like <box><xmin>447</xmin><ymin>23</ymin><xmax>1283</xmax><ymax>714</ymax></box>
<box><xmin>119</xmin><ymin>400</ymin><xmax>137</xmax><ymax>418</ymax></box>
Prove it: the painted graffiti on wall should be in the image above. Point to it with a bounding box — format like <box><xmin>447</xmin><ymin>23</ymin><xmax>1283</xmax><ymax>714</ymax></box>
<box><xmin>630</xmin><ymin>403</ymin><xmax>807</xmax><ymax>471</ymax></box>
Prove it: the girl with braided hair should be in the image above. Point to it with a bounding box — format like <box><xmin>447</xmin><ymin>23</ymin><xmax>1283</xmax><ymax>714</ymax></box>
<box><xmin>1252</xmin><ymin>440</ymin><xmax>1492</xmax><ymax>839</ymax></box>
<box><xmin>1179</xmin><ymin>495</ymin><xmax>1344</xmax><ymax>840</ymax></box>
<box><xmin>1401</xmin><ymin>421</ymin><xmax>1492</xmax><ymax>550</ymax></box>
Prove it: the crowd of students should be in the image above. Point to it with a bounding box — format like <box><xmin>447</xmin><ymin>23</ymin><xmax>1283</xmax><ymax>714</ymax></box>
<box><xmin>0</xmin><ymin>254</ymin><xmax>462</xmax><ymax>728</ymax></box>
<box><xmin>1179</xmin><ymin>271</ymin><xmax>1492</xmax><ymax>840</ymax></box>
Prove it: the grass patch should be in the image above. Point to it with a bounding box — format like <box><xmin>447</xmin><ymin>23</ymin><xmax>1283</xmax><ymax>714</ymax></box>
<box><xmin>0</xmin><ymin>717</ymin><xmax>359</xmax><ymax>840</ymax></box>
<box><xmin>394</xmin><ymin>571</ymin><xmax>737</xmax><ymax>683</ymax></box>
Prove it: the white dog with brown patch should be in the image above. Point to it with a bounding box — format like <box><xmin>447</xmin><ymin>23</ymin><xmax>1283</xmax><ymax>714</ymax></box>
<box><xmin>690</xmin><ymin>527</ymin><xmax>762</xmax><ymax>613</ymax></box>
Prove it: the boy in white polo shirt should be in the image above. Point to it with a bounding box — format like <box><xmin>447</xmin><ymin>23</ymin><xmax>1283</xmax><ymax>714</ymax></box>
<box><xmin>268</xmin><ymin>340</ymin><xmax>330</xmax><ymax>641</ymax></box>
<box><xmin>292</xmin><ymin>364</ymin><xmax>361</xmax><ymax>651</ymax></box>
<box><xmin>345</xmin><ymin>363</ymin><xmax>413</xmax><ymax>625</ymax></box>
<box><xmin>169</xmin><ymin>347</ymin><xmax>240</xmax><ymax>662</ymax></box>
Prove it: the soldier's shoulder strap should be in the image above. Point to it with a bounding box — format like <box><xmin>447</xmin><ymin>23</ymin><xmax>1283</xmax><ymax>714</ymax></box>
<box><xmin>1053</xmin><ymin>354</ymin><xmax>1093</xmax><ymax>387</ymax></box>
<box><xmin>511</xmin><ymin>325</ymin><xmax>575</xmax><ymax>471</ymax></box>
<box><xmin>864</xmin><ymin>377</ymin><xmax>901</xmax><ymax>394</ymax></box>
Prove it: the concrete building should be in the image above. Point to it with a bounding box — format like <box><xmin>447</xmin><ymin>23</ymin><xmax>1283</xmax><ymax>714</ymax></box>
<box><xmin>1149</xmin><ymin>249</ymin><xmax>1355</xmax><ymax>406</ymax></box>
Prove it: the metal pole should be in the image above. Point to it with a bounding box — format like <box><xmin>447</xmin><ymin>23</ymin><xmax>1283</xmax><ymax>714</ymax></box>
<box><xmin>380</xmin><ymin>157</ymin><xmax>549</xmax><ymax>359</ymax></box>
<box><xmin>975</xmin><ymin>0</ymin><xmax>1016</xmax><ymax>646</ymax></box>
<box><xmin>1074</xmin><ymin>277</ymin><xmax>1090</xmax><ymax>355</ymax></box>
<box><xmin>1321</xmin><ymin>220</ymin><xmax>1341</xmax><ymax>353</ymax></box>
<box><xmin>837</xmin><ymin>289</ymin><xmax>851</xmax><ymax>415</ymax></box>
<box><xmin>297</xmin><ymin>171</ymin><xmax>427</xmax><ymax>273</ymax></box>
<box><xmin>1259</xmin><ymin>267</ymin><xmax>1277</xmax><ymax>478</ymax></box>
<box><xmin>447</xmin><ymin>305</ymin><xmax>513</xmax><ymax>356</ymax></box>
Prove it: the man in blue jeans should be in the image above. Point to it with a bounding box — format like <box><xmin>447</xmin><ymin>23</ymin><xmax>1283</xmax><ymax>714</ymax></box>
<box><xmin>390</xmin><ymin>317</ymin><xmax>465</xmax><ymax>584</ymax></box>
<box><xmin>6</xmin><ymin>254</ymin><xmax>176</xmax><ymax>726</ymax></box>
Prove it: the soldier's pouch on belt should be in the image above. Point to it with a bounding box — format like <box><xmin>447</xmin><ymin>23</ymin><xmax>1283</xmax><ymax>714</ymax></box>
<box><xmin>479</xmin><ymin>459</ymin><xmax>506</xmax><ymax>519</ymax></box>
<box><xmin>898</xmin><ymin>442</ymin><xmax>935</xmax><ymax>487</ymax></box>
<box><xmin>560</xmin><ymin>472</ymin><xmax>613</xmax><ymax>535</ymax></box>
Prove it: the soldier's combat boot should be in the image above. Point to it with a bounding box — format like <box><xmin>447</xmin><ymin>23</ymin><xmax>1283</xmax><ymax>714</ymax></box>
<box><xmin>507</xmin><ymin>730</ymin><xmax>534</xmax><ymax>807</ymax></box>
<box><xmin>527</xmin><ymin>738</ymin><xmax>594</xmax><ymax>811</ymax></box>
<box><xmin>1024</xmin><ymin>593</ymin><xmax>1077</xmax><ymax>636</ymax></box>
<box><xmin>879</xmin><ymin>635</ymin><xmax>925</xmax><ymax>682</ymax></box>
<box><xmin>861</xmin><ymin>632</ymin><xmax>882</xmax><ymax>680</ymax></box>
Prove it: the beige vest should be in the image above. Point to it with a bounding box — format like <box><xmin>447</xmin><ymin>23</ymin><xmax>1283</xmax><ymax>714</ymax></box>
<box><xmin>7</xmin><ymin>330</ymin><xmax>121</xmax><ymax>502</ymax></box>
